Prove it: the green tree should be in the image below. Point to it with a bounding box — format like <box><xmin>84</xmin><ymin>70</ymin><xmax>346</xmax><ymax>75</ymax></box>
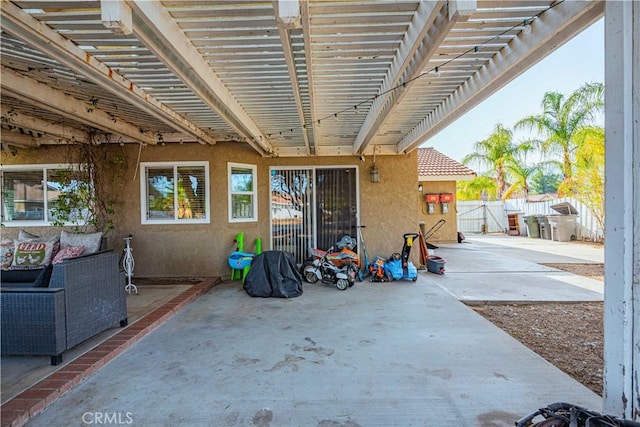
<box><xmin>515</xmin><ymin>82</ymin><xmax>604</xmax><ymax>181</ymax></box>
<box><xmin>558</xmin><ymin>126</ymin><xmax>605</xmax><ymax>230</ymax></box>
<box><xmin>530</xmin><ymin>169</ymin><xmax>562</xmax><ymax>194</ymax></box>
<box><xmin>462</xmin><ymin>123</ymin><xmax>532</xmax><ymax>199</ymax></box>
<box><xmin>456</xmin><ymin>175</ymin><xmax>498</xmax><ymax>201</ymax></box>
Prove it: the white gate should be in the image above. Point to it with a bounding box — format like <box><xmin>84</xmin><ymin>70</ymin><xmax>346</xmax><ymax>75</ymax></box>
<box><xmin>457</xmin><ymin>201</ymin><xmax>507</xmax><ymax>234</ymax></box>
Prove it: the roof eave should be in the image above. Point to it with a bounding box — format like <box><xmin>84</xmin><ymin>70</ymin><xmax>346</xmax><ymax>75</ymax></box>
<box><xmin>419</xmin><ymin>174</ymin><xmax>476</xmax><ymax>182</ymax></box>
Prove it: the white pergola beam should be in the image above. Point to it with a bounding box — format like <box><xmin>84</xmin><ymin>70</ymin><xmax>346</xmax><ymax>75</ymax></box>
<box><xmin>274</xmin><ymin>0</ymin><xmax>311</xmax><ymax>155</ymax></box>
<box><xmin>129</xmin><ymin>0</ymin><xmax>272</xmax><ymax>155</ymax></box>
<box><xmin>300</xmin><ymin>0</ymin><xmax>319</xmax><ymax>155</ymax></box>
<box><xmin>1</xmin><ymin>67</ymin><xmax>155</xmax><ymax>144</ymax></box>
<box><xmin>1</xmin><ymin>106</ymin><xmax>89</xmax><ymax>143</ymax></box>
<box><xmin>397</xmin><ymin>0</ymin><xmax>605</xmax><ymax>153</ymax></box>
<box><xmin>101</xmin><ymin>0</ymin><xmax>133</xmax><ymax>35</ymax></box>
<box><xmin>603</xmin><ymin>0</ymin><xmax>640</xmax><ymax>420</ymax></box>
<box><xmin>0</xmin><ymin>0</ymin><xmax>216</xmax><ymax>145</ymax></box>
<box><xmin>352</xmin><ymin>1</ymin><xmax>447</xmax><ymax>154</ymax></box>
<box><xmin>1</xmin><ymin>133</ymin><xmax>43</xmax><ymax>147</ymax></box>
<box><xmin>275</xmin><ymin>0</ymin><xmax>301</xmax><ymax>28</ymax></box>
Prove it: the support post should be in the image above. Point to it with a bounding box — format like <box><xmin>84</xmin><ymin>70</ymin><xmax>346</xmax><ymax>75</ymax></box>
<box><xmin>603</xmin><ymin>0</ymin><xmax>639</xmax><ymax>420</ymax></box>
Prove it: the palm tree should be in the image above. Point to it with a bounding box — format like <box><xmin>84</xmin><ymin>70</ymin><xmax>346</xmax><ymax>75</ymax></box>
<box><xmin>515</xmin><ymin>82</ymin><xmax>604</xmax><ymax>181</ymax></box>
<box><xmin>502</xmin><ymin>162</ymin><xmax>539</xmax><ymax>200</ymax></box>
<box><xmin>462</xmin><ymin>123</ymin><xmax>531</xmax><ymax>198</ymax></box>
<box><xmin>456</xmin><ymin>175</ymin><xmax>498</xmax><ymax>201</ymax></box>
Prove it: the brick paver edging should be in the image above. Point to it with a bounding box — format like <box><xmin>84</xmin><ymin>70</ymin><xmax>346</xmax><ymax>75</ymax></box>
<box><xmin>1</xmin><ymin>278</ymin><xmax>221</xmax><ymax>427</ymax></box>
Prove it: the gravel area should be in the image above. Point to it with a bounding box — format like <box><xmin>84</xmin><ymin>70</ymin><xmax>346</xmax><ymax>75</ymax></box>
<box><xmin>472</xmin><ymin>263</ymin><xmax>604</xmax><ymax>395</ymax></box>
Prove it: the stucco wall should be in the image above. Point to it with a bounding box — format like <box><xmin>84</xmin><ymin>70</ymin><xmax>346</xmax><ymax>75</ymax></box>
<box><xmin>2</xmin><ymin>143</ymin><xmax>422</xmax><ymax>278</ymax></box>
<box><xmin>418</xmin><ymin>181</ymin><xmax>459</xmax><ymax>243</ymax></box>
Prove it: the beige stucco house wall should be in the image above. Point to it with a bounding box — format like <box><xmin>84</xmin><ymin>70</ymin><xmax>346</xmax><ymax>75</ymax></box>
<box><xmin>416</xmin><ymin>148</ymin><xmax>477</xmax><ymax>243</ymax></box>
<box><xmin>417</xmin><ymin>180</ymin><xmax>459</xmax><ymax>243</ymax></box>
<box><xmin>1</xmin><ymin>143</ymin><xmax>422</xmax><ymax>278</ymax></box>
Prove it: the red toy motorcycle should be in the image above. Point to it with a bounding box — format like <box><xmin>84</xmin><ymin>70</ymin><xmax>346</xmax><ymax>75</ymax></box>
<box><xmin>301</xmin><ymin>235</ymin><xmax>360</xmax><ymax>278</ymax></box>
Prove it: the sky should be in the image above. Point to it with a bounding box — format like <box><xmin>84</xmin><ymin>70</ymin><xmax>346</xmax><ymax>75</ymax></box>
<box><xmin>423</xmin><ymin>18</ymin><xmax>605</xmax><ymax>164</ymax></box>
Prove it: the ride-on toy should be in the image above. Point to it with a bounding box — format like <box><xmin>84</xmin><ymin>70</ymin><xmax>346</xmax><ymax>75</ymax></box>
<box><xmin>302</xmin><ymin>235</ymin><xmax>359</xmax><ymax>271</ymax></box>
<box><xmin>384</xmin><ymin>233</ymin><xmax>419</xmax><ymax>281</ymax></box>
<box><xmin>303</xmin><ymin>245</ymin><xmax>357</xmax><ymax>290</ymax></box>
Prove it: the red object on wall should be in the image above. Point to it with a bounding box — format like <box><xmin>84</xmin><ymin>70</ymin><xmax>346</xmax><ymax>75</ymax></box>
<box><xmin>439</xmin><ymin>193</ymin><xmax>454</xmax><ymax>203</ymax></box>
<box><xmin>425</xmin><ymin>194</ymin><xmax>439</xmax><ymax>203</ymax></box>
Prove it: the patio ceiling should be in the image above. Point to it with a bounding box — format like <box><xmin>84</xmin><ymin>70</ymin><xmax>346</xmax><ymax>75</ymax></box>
<box><xmin>0</xmin><ymin>0</ymin><xmax>603</xmax><ymax>157</ymax></box>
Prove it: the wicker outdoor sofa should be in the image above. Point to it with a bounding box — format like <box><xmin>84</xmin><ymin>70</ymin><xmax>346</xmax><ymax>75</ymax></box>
<box><xmin>1</xmin><ymin>251</ymin><xmax>127</xmax><ymax>365</ymax></box>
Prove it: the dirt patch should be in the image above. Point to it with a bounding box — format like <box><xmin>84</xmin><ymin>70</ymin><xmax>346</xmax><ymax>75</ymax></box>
<box><xmin>472</xmin><ymin>263</ymin><xmax>604</xmax><ymax>396</ymax></box>
<box><xmin>542</xmin><ymin>263</ymin><xmax>604</xmax><ymax>281</ymax></box>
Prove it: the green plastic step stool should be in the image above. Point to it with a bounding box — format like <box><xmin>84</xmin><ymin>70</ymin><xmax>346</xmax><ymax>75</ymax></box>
<box><xmin>230</xmin><ymin>233</ymin><xmax>262</xmax><ymax>282</ymax></box>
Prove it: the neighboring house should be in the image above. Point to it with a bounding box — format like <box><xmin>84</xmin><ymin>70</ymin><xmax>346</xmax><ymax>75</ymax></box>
<box><xmin>417</xmin><ymin>148</ymin><xmax>477</xmax><ymax>243</ymax></box>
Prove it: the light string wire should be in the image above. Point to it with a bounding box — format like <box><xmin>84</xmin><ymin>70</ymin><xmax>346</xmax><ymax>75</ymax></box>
<box><xmin>261</xmin><ymin>0</ymin><xmax>564</xmax><ymax>141</ymax></box>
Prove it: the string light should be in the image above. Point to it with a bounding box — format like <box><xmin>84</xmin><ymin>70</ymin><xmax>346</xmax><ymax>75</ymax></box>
<box><xmin>267</xmin><ymin>2</ymin><xmax>559</xmax><ymax>136</ymax></box>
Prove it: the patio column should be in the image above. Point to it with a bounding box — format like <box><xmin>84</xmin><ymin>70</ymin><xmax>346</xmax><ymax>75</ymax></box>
<box><xmin>603</xmin><ymin>0</ymin><xmax>639</xmax><ymax>421</ymax></box>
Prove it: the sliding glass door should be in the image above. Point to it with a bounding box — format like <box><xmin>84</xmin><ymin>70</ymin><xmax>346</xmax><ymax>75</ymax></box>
<box><xmin>270</xmin><ymin>167</ymin><xmax>358</xmax><ymax>264</ymax></box>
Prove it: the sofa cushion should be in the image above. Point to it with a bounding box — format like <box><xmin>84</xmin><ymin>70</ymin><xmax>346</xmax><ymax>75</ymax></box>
<box><xmin>18</xmin><ymin>230</ymin><xmax>40</xmax><ymax>240</ymax></box>
<box><xmin>1</xmin><ymin>239</ymin><xmax>14</xmax><ymax>270</ymax></box>
<box><xmin>11</xmin><ymin>238</ymin><xmax>57</xmax><ymax>269</ymax></box>
<box><xmin>1</xmin><ymin>265</ymin><xmax>52</xmax><ymax>288</ymax></box>
<box><xmin>60</xmin><ymin>231</ymin><xmax>103</xmax><ymax>255</ymax></box>
<box><xmin>52</xmin><ymin>245</ymin><xmax>85</xmax><ymax>264</ymax></box>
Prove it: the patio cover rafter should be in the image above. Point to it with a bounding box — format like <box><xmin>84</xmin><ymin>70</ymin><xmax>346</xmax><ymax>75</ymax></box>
<box><xmin>1</xmin><ymin>66</ymin><xmax>156</xmax><ymax>144</ymax></box>
<box><xmin>300</xmin><ymin>1</ymin><xmax>319</xmax><ymax>156</ymax></box>
<box><xmin>128</xmin><ymin>0</ymin><xmax>273</xmax><ymax>156</ymax></box>
<box><xmin>352</xmin><ymin>0</ymin><xmax>461</xmax><ymax>155</ymax></box>
<box><xmin>2</xmin><ymin>132</ymin><xmax>44</xmax><ymax>148</ymax></box>
<box><xmin>0</xmin><ymin>0</ymin><xmax>216</xmax><ymax>146</ymax></box>
<box><xmin>1</xmin><ymin>106</ymin><xmax>89</xmax><ymax>143</ymax></box>
<box><xmin>1</xmin><ymin>132</ymin><xmax>63</xmax><ymax>148</ymax></box>
<box><xmin>274</xmin><ymin>0</ymin><xmax>312</xmax><ymax>155</ymax></box>
<box><xmin>397</xmin><ymin>0</ymin><xmax>605</xmax><ymax>153</ymax></box>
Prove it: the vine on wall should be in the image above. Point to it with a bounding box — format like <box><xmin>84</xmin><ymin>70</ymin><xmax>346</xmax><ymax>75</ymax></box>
<box><xmin>50</xmin><ymin>134</ymin><xmax>128</xmax><ymax>234</ymax></box>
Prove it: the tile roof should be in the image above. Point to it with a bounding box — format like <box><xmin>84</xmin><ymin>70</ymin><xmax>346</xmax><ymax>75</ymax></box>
<box><xmin>418</xmin><ymin>147</ymin><xmax>477</xmax><ymax>180</ymax></box>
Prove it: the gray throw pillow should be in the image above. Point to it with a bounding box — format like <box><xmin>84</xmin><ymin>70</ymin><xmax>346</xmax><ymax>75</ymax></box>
<box><xmin>60</xmin><ymin>230</ymin><xmax>103</xmax><ymax>255</ymax></box>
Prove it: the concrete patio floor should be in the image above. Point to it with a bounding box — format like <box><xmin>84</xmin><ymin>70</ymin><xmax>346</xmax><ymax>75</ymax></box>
<box><xmin>6</xmin><ymin>234</ymin><xmax>604</xmax><ymax>427</ymax></box>
<box><xmin>1</xmin><ymin>280</ymin><xmax>200</xmax><ymax>404</ymax></box>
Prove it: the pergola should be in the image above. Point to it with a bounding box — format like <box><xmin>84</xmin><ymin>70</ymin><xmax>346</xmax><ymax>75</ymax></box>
<box><xmin>0</xmin><ymin>0</ymin><xmax>637</xmax><ymax>420</ymax></box>
<box><xmin>1</xmin><ymin>1</ymin><xmax>602</xmax><ymax>156</ymax></box>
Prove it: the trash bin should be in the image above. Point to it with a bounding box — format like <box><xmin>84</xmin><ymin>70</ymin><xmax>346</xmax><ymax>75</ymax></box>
<box><xmin>524</xmin><ymin>215</ymin><xmax>540</xmax><ymax>238</ymax></box>
<box><xmin>546</xmin><ymin>202</ymin><xmax>579</xmax><ymax>242</ymax></box>
<box><xmin>537</xmin><ymin>215</ymin><xmax>551</xmax><ymax>240</ymax></box>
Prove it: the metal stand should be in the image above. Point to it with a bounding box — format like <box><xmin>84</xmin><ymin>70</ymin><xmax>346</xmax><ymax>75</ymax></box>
<box><xmin>123</xmin><ymin>235</ymin><xmax>138</xmax><ymax>295</ymax></box>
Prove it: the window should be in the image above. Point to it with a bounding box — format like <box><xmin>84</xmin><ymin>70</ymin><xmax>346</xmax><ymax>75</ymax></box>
<box><xmin>1</xmin><ymin>164</ymin><xmax>77</xmax><ymax>226</ymax></box>
<box><xmin>140</xmin><ymin>162</ymin><xmax>209</xmax><ymax>224</ymax></box>
<box><xmin>228</xmin><ymin>163</ymin><xmax>257</xmax><ymax>222</ymax></box>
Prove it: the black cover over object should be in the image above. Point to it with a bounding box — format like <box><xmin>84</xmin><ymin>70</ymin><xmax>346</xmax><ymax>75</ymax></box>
<box><xmin>243</xmin><ymin>251</ymin><xmax>303</xmax><ymax>298</ymax></box>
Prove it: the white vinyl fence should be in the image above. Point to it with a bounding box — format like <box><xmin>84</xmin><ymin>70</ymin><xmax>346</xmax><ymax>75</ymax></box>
<box><xmin>457</xmin><ymin>197</ymin><xmax>604</xmax><ymax>241</ymax></box>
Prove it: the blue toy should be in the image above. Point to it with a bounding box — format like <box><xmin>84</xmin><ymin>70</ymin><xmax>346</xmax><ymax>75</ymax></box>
<box><xmin>228</xmin><ymin>233</ymin><xmax>262</xmax><ymax>282</ymax></box>
<box><xmin>385</xmin><ymin>233</ymin><xmax>419</xmax><ymax>281</ymax></box>
<box><xmin>228</xmin><ymin>251</ymin><xmax>254</xmax><ymax>270</ymax></box>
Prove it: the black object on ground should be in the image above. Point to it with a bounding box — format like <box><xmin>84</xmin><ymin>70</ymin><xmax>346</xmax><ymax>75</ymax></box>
<box><xmin>243</xmin><ymin>251</ymin><xmax>303</xmax><ymax>298</ymax></box>
<box><xmin>515</xmin><ymin>402</ymin><xmax>640</xmax><ymax>427</ymax></box>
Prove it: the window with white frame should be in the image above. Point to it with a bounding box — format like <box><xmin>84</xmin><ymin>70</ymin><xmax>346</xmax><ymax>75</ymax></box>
<box><xmin>140</xmin><ymin>162</ymin><xmax>209</xmax><ymax>224</ymax></box>
<box><xmin>1</xmin><ymin>164</ymin><xmax>78</xmax><ymax>226</ymax></box>
<box><xmin>228</xmin><ymin>163</ymin><xmax>257</xmax><ymax>222</ymax></box>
